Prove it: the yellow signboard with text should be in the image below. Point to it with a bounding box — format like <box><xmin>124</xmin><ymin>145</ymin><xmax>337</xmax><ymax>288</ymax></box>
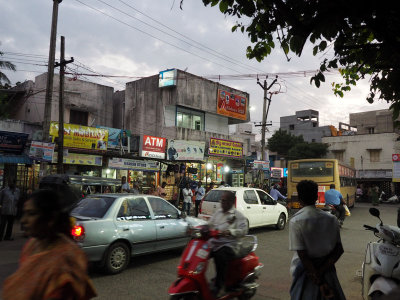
<box><xmin>50</xmin><ymin>122</ymin><xmax>108</xmax><ymax>151</ymax></box>
<box><xmin>208</xmin><ymin>138</ymin><xmax>243</xmax><ymax>158</ymax></box>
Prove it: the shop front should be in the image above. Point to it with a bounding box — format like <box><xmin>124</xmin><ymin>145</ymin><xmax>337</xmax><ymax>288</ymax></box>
<box><xmin>207</xmin><ymin>137</ymin><xmax>244</xmax><ymax>187</ymax></box>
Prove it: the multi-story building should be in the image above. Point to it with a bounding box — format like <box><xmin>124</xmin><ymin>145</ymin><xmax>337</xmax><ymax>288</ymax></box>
<box><xmin>323</xmin><ymin>109</ymin><xmax>400</xmax><ymax>196</ymax></box>
<box><xmin>280</xmin><ymin>109</ymin><xmax>332</xmax><ymax>143</ymax></box>
<box><xmin>113</xmin><ymin>69</ymin><xmax>250</xmax><ymax>186</ymax></box>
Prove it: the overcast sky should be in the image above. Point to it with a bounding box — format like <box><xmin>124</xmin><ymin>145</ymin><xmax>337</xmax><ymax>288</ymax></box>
<box><xmin>0</xmin><ymin>0</ymin><xmax>390</xmax><ymax>137</ymax></box>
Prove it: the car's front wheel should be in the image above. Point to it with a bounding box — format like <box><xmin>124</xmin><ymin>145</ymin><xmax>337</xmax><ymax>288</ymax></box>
<box><xmin>275</xmin><ymin>213</ymin><xmax>286</xmax><ymax>230</ymax></box>
<box><xmin>104</xmin><ymin>242</ymin><xmax>130</xmax><ymax>274</ymax></box>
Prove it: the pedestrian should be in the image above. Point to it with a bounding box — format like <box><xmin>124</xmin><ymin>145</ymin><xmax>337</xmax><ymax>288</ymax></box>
<box><xmin>0</xmin><ymin>180</ymin><xmax>20</xmax><ymax>241</ymax></box>
<box><xmin>157</xmin><ymin>182</ymin><xmax>167</xmax><ymax>199</ymax></box>
<box><xmin>194</xmin><ymin>181</ymin><xmax>205</xmax><ymax>217</ymax></box>
<box><xmin>182</xmin><ymin>183</ymin><xmax>193</xmax><ymax>215</ymax></box>
<box><xmin>324</xmin><ymin>184</ymin><xmax>346</xmax><ymax>225</ymax></box>
<box><xmin>289</xmin><ymin>180</ymin><xmax>345</xmax><ymax>300</ymax></box>
<box><xmin>270</xmin><ymin>184</ymin><xmax>287</xmax><ymax>202</ymax></box>
<box><xmin>121</xmin><ymin>176</ymin><xmax>130</xmax><ymax>193</ymax></box>
<box><xmin>2</xmin><ymin>189</ymin><xmax>96</xmax><ymax>300</ymax></box>
<box><xmin>219</xmin><ymin>181</ymin><xmax>226</xmax><ymax>187</ymax></box>
<box><xmin>370</xmin><ymin>184</ymin><xmax>379</xmax><ymax>206</ymax></box>
<box><xmin>130</xmin><ymin>182</ymin><xmax>140</xmax><ymax>195</ymax></box>
<box><xmin>206</xmin><ymin>182</ymin><xmax>215</xmax><ymax>193</ymax></box>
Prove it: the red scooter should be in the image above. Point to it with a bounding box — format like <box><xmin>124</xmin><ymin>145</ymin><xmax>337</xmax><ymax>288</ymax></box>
<box><xmin>168</xmin><ymin>226</ymin><xmax>263</xmax><ymax>300</ymax></box>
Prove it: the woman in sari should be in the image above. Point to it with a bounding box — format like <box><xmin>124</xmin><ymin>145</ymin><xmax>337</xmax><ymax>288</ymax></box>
<box><xmin>2</xmin><ymin>189</ymin><xmax>97</xmax><ymax>300</ymax></box>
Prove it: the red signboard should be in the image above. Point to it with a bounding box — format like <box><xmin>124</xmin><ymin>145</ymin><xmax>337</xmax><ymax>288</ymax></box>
<box><xmin>217</xmin><ymin>89</ymin><xmax>247</xmax><ymax>121</ymax></box>
<box><xmin>393</xmin><ymin>154</ymin><xmax>400</xmax><ymax>161</ymax></box>
<box><xmin>140</xmin><ymin>135</ymin><xmax>166</xmax><ymax>159</ymax></box>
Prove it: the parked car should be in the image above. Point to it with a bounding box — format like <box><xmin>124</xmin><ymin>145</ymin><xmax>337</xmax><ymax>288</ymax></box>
<box><xmin>70</xmin><ymin>194</ymin><xmax>206</xmax><ymax>274</ymax></box>
<box><xmin>198</xmin><ymin>187</ymin><xmax>288</xmax><ymax>230</ymax></box>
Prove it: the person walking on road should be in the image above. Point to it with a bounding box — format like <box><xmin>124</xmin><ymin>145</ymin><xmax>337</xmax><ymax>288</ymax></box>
<box><xmin>0</xmin><ymin>180</ymin><xmax>20</xmax><ymax>241</ymax></box>
<box><xmin>182</xmin><ymin>183</ymin><xmax>193</xmax><ymax>216</ymax></box>
<box><xmin>324</xmin><ymin>184</ymin><xmax>346</xmax><ymax>226</ymax></box>
<box><xmin>2</xmin><ymin>189</ymin><xmax>96</xmax><ymax>300</ymax></box>
<box><xmin>270</xmin><ymin>184</ymin><xmax>287</xmax><ymax>202</ymax></box>
<box><xmin>289</xmin><ymin>180</ymin><xmax>346</xmax><ymax>300</ymax></box>
<box><xmin>194</xmin><ymin>181</ymin><xmax>205</xmax><ymax>217</ymax></box>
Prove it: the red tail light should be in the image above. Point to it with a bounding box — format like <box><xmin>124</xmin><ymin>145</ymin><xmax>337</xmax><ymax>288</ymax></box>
<box><xmin>71</xmin><ymin>225</ymin><xmax>85</xmax><ymax>241</ymax></box>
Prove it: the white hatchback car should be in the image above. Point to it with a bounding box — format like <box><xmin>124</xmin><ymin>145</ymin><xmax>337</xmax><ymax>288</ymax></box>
<box><xmin>198</xmin><ymin>187</ymin><xmax>288</xmax><ymax>230</ymax></box>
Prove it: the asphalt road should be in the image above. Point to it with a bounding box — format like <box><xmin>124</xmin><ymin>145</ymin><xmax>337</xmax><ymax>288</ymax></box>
<box><xmin>1</xmin><ymin>203</ymin><xmax>399</xmax><ymax>300</ymax></box>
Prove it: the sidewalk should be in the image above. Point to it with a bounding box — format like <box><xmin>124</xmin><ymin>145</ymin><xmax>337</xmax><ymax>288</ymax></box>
<box><xmin>0</xmin><ymin>220</ymin><xmax>27</xmax><ymax>292</ymax></box>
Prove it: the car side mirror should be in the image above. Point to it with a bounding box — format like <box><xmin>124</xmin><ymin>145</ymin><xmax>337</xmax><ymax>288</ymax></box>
<box><xmin>180</xmin><ymin>211</ymin><xmax>187</xmax><ymax>219</ymax></box>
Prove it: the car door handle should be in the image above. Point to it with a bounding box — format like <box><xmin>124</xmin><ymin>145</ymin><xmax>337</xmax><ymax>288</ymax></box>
<box><xmin>160</xmin><ymin>226</ymin><xmax>165</xmax><ymax>229</ymax></box>
<box><xmin>247</xmin><ymin>207</ymin><xmax>251</xmax><ymax>209</ymax></box>
<box><xmin>122</xmin><ymin>227</ymin><xmax>129</xmax><ymax>231</ymax></box>
<box><xmin>213</xmin><ymin>205</ymin><xmax>217</xmax><ymax>208</ymax></box>
<box><xmin>263</xmin><ymin>207</ymin><xmax>267</xmax><ymax>209</ymax></box>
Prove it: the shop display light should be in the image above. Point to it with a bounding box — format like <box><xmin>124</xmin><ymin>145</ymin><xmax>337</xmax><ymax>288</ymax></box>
<box><xmin>224</xmin><ymin>166</ymin><xmax>230</xmax><ymax>173</ymax></box>
<box><xmin>206</xmin><ymin>163</ymin><xmax>212</xmax><ymax>170</ymax></box>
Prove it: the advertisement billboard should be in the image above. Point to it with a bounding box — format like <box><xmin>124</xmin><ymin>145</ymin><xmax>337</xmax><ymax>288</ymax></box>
<box><xmin>167</xmin><ymin>140</ymin><xmax>205</xmax><ymax>161</ymax></box>
<box><xmin>52</xmin><ymin>152</ymin><xmax>102</xmax><ymax>166</ymax></box>
<box><xmin>217</xmin><ymin>89</ymin><xmax>247</xmax><ymax>121</ymax></box>
<box><xmin>140</xmin><ymin>135</ymin><xmax>166</xmax><ymax>159</ymax></box>
<box><xmin>29</xmin><ymin>141</ymin><xmax>55</xmax><ymax>162</ymax></box>
<box><xmin>50</xmin><ymin>122</ymin><xmax>108</xmax><ymax>151</ymax></box>
<box><xmin>0</xmin><ymin>131</ymin><xmax>29</xmax><ymax>154</ymax></box>
<box><xmin>208</xmin><ymin>138</ymin><xmax>243</xmax><ymax>158</ymax></box>
<box><xmin>253</xmin><ymin>160</ymin><xmax>270</xmax><ymax>170</ymax></box>
<box><xmin>159</xmin><ymin>69</ymin><xmax>177</xmax><ymax>87</ymax></box>
<box><xmin>108</xmin><ymin>158</ymin><xmax>160</xmax><ymax>171</ymax></box>
<box><xmin>97</xmin><ymin>126</ymin><xmax>130</xmax><ymax>151</ymax></box>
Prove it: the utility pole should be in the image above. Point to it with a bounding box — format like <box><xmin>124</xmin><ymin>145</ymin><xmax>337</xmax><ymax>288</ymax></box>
<box><xmin>256</xmin><ymin>77</ymin><xmax>278</xmax><ymax>160</ymax></box>
<box><xmin>56</xmin><ymin>36</ymin><xmax>73</xmax><ymax>173</ymax></box>
<box><xmin>40</xmin><ymin>0</ymin><xmax>62</xmax><ymax>177</ymax></box>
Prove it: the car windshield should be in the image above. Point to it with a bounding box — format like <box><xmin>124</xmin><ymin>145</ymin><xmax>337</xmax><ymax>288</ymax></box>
<box><xmin>71</xmin><ymin>196</ymin><xmax>115</xmax><ymax>218</ymax></box>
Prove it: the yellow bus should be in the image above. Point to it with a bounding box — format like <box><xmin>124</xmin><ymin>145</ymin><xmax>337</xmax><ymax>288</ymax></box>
<box><xmin>287</xmin><ymin>159</ymin><xmax>356</xmax><ymax>209</ymax></box>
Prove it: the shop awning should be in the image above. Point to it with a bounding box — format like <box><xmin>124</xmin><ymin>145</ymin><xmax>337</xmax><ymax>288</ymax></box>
<box><xmin>0</xmin><ymin>154</ymin><xmax>33</xmax><ymax>164</ymax></box>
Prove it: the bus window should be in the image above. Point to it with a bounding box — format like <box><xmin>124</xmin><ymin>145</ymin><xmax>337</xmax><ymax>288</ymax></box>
<box><xmin>291</xmin><ymin>161</ymin><xmax>334</xmax><ymax>177</ymax></box>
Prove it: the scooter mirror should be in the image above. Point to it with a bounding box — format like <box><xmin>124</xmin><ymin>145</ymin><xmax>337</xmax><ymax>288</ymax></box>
<box><xmin>369</xmin><ymin>207</ymin><xmax>380</xmax><ymax>218</ymax></box>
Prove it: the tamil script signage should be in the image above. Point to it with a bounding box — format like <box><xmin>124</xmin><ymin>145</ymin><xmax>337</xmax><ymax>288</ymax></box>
<box><xmin>208</xmin><ymin>138</ymin><xmax>243</xmax><ymax>158</ymax></box>
<box><xmin>50</xmin><ymin>122</ymin><xmax>108</xmax><ymax>151</ymax></box>
<box><xmin>167</xmin><ymin>140</ymin><xmax>205</xmax><ymax>161</ymax></box>
<box><xmin>29</xmin><ymin>141</ymin><xmax>55</xmax><ymax>162</ymax></box>
<box><xmin>253</xmin><ymin>160</ymin><xmax>270</xmax><ymax>170</ymax></box>
<box><xmin>52</xmin><ymin>152</ymin><xmax>102</xmax><ymax>166</ymax></box>
<box><xmin>217</xmin><ymin>89</ymin><xmax>247</xmax><ymax>121</ymax></box>
<box><xmin>140</xmin><ymin>135</ymin><xmax>166</xmax><ymax>159</ymax></box>
<box><xmin>0</xmin><ymin>131</ymin><xmax>29</xmax><ymax>154</ymax></box>
<box><xmin>271</xmin><ymin>167</ymin><xmax>284</xmax><ymax>178</ymax></box>
<box><xmin>108</xmin><ymin>158</ymin><xmax>160</xmax><ymax>171</ymax></box>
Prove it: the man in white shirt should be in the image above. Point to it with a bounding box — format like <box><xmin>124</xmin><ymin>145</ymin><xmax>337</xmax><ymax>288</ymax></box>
<box><xmin>121</xmin><ymin>176</ymin><xmax>130</xmax><ymax>193</ymax></box>
<box><xmin>182</xmin><ymin>183</ymin><xmax>193</xmax><ymax>215</ymax></box>
<box><xmin>289</xmin><ymin>180</ymin><xmax>345</xmax><ymax>300</ymax></box>
<box><xmin>208</xmin><ymin>191</ymin><xmax>248</xmax><ymax>296</ymax></box>
<box><xmin>194</xmin><ymin>181</ymin><xmax>205</xmax><ymax>217</ymax></box>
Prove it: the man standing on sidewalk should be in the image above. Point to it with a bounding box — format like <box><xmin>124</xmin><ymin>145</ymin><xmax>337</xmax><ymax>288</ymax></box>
<box><xmin>0</xmin><ymin>180</ymin><xmax>20</xmax><ymax>241</ymax></box>
<box><xmin>194</xmin><ymin>181</ymin><xmax>205</xmax><ymax>217</ymax></box>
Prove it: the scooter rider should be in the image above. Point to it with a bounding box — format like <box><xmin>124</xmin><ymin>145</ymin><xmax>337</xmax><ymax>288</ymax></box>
<box><xmin>324</xmin><ymin>184</ymin><xmax>346</xmax><ymax>225</ymax></box>
<box><xmin>208</xmin><ymin>191</ymin><xmax>248</xmax><ymax>296</ymax></box>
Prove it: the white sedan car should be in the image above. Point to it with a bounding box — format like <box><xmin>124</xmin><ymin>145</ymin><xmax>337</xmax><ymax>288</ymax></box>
<box><xmin>198</xmin><ymin>187</ymin><xmax>288</xmax><ymax>230</ymax></box>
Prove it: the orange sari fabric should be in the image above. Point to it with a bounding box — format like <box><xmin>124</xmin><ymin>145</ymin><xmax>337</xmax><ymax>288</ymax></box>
<box><xmin>2</xmin><ymin>235</ymin><xmax>97</xmax><ymax>300</ymax></box>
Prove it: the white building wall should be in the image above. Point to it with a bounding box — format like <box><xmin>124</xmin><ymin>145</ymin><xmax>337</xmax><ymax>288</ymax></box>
<box><xmin>322</xmin><ymin>133</ymin><xmax>397</xmax><ymax>170</ymax></box>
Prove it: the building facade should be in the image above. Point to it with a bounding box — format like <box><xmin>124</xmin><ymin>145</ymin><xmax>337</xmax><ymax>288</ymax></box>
<box><xmin>280</xmin><ymin>109</ymin><xmax>332</xmax><ymax>143</ymax></box>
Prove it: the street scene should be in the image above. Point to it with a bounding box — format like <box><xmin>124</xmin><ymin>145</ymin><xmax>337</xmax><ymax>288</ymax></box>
<box><xmin>1</xmin><ymin>1</ymin><xmax>400</xmax><ymax>300</ymax></box>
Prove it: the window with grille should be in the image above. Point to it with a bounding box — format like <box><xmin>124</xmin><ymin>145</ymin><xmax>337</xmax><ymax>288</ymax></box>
<box><xmin>176</xmin><ymin>107</ymin><xmax>204</xmax><ymax>131</ymax></box>
<box><xmin>369</xmin><ymin>149</ymin><xmax>381</xmax><ymax>162</ymax></box>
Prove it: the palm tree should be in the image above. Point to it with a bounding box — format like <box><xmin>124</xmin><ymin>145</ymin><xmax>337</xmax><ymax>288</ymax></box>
<box><xmin>0</xmin><ymin>50</ymin><xmax>16</xmax><ymax>86</ymax></box>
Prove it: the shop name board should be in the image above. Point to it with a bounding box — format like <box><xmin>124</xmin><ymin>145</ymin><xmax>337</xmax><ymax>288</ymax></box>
<box><xmin>97</xmin><ymin>126</ymin><xmax>130</xmax><ymax>151</ymax></box>
<box><xmin>0</xmin><ymin>131</ymin><xmax>29</xmax><ymax>154</ymax></box>
<box><xmin>217</xmin><ymin>89</ymin><xmax>247</xmax><ymax>121</ymax></box>
<box><xmin>108</xmin><ymin>158</ymin><xmax>160</xmax><ymax>171</ymax></box>
<box><xmin>140</xmin><ymin>135</ymin><xmax>166</xmax><ymax>159</ymax></box>
<box><xmin>29</xmin><ymin>141</ymin><xmax>55</xmax><ymax>162</ymax></box>
<box><xmin>50</xmin><ymin>122</ymin><xmax>108</xmax><ymax>151</ymax></box>
<box><xmin>253</xmin><ymin>160</ymin><xmax>270</xmax><ymax>170</ymax></box>
<box><xmin>208</xmin><ymin>138</ymin><xmax>243</xmax><ymax>158</ymax></box>
<box><xmin>167</xmin><ymin>140</ymin><xmax>205</xmax><ymax>161</ymax></box>
<box><xmin>271</xmin><ymin>167</ymin><xmax>283</xmax><ymax>178</ymax></box>
<box><xmin>52</xmin><ymin>152</ymin><xmax>102</xmax><ymax>166</ymax></box>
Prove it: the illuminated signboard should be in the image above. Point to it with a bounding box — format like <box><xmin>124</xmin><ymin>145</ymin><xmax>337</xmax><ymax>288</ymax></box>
<box><xmin>217</xmin><ymin>89</ymin><xmax>247</xmax><ymax>120</ymax></box>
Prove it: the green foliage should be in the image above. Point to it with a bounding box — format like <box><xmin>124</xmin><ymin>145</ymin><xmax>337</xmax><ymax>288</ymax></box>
<box><xmin>268</xmin><ymin>129</ymin><xmax>328</xmax><ymax>159</ymax></box>
<box><xmin>287</xmin><ymin>142</ymin><xmax>329</xmax><ymax>160</ymax></box>
<box><xmin>0</xmin><ymin>50</ymin><xmax>16</xmax><ymax>85</ymax></box>
<box><xmin>196</xmin><ymin>0</ymin><xmax>400</xmax><ymax>119</ymax></box>
<box><xmin>267</xmin><ymin>129</ymin><xmax>304</xmax><ymax>157</ymax></box>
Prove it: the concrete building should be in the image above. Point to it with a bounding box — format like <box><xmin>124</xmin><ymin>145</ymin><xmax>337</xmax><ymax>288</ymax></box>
<box><xmin>230</xmin><ymin>123</ymin><xmax>258</xmax><ymax>157</ymax></box>
<box><xmin>323</xmin><ymin>109</ymin><xmax>400</xmax><ymax>196</ymax></box>
<box><xmin>280</xmin><ymin>109</ymin><xmax>332</xmax><ymax>143</ymax></box>
<box><xmin>11</xmin><ymin>73</ymin><xmax>114</xmax><ymax>128</ymax></box>
<box><xmin>114</xmin><ymin>69</ymin><xmax>250</xmax><ymax>151</ymax></box>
